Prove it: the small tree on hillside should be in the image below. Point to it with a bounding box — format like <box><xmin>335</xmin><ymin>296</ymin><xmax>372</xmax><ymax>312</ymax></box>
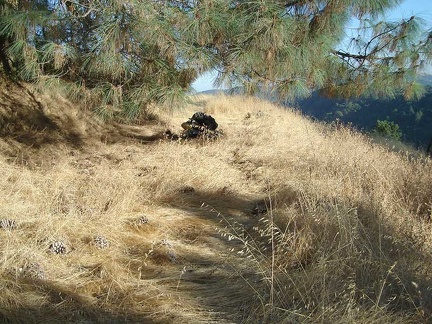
<box><xmin>374</xmin><ymin>119</ymin><xmax>403</xmax><ymax>140</ymax></box>
<box><xmin>1</xmin><ymin>0</ymin><xmax>431</xmax><ymax>119</ymax></box>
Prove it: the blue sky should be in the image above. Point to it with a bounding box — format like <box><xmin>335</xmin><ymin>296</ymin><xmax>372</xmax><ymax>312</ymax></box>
<box><xmin>387</xmin><ymin>0</ymin><xmax>432</xmax><ymax>21</ymax></box>
<box><xmin>192</xmin><ymin>0</ymin><xmax>432</xmax><ymax>92</ymax></box>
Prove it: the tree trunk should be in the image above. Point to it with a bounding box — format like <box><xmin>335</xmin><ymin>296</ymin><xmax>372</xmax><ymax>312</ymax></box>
<box><xmin>427</xmin><ymin>137</ymin><xmax>432</xmax><ymax>157</ymax></box>
<box><xmin>0</xmin><ymin>35</ymin><xmax>12</xmax><ymax>75</ymax></box>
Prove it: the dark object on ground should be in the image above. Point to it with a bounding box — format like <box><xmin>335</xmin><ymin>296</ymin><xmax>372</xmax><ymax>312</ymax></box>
<box><xmin>163</xmin><ymin>129</ymin><xmax>179</xmax><ymax>141</ymax></box>
<box><xmin>181</xmin><ymin>112</ymin><xmax>219</xmax><ymax>139</ymax></box>
<box><xmin>187</xmin><ymin>112</ymin><xmax>218</xmax><ymax>131</ymax></box>
<box><xmin>164</xmin><ymin>112</ymin><xmax>222</xmax><ymax>141</ymax></box>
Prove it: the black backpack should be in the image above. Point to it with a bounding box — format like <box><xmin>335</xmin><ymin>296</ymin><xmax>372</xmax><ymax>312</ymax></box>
<box><xmin>190</xmin><ymin>112</ymin><xmax>218</xmax><ymax>131</ymax></box>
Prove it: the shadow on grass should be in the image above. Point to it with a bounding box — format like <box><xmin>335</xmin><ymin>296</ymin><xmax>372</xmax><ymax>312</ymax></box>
<box><xmin>0</xmin><ymin>190</ymin><xmax>267</xmax><ymax>323</ymax></box>
<box><xmin>159</xmin><ymin>186</ymin><xmax>432</xmax><ymax>322</ymax></box>
<box><xmin>0</xmin><ymin>79</ymin><xmax>167</xmax><ymax>153</ymax></box>
<box><xmin>0</xmin><ymin>277</ymin><xmax>166</xmax><ymax>324</ymax></box>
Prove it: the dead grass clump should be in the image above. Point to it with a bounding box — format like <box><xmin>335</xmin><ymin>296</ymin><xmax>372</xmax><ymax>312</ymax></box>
<box><xmin>218</xmin><ymin>193</ymin><xmax>430</xmax><ymax>322</ymax></box>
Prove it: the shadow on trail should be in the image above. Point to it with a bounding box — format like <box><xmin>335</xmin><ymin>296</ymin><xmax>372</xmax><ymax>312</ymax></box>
<box><xmin>160</xmin><ymin>186</ymin><xmax>432</xmax><ymax>322</ymax></box>
<box><xmin>154</xmin><ymin>189</ymin><xmax>272</xmax><ymax>321</ymax></box>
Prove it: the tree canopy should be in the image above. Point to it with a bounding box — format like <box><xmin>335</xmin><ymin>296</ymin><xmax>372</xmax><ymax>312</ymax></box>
<box><xmin>1</xmin><ymin>0</ymin><xmax>431</xmax><ymax>119</ymax></box>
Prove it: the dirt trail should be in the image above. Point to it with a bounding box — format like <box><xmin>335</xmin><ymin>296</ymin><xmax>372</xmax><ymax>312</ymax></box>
<box><xmin>145</xmin><ymin>208</ymin><xmax>259</xmax><ymax>323</ymax></box>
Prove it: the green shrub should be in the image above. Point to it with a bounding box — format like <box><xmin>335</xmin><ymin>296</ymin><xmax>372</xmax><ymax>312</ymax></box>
<box><xmin>374</xmin><ymin>120</ymin><xmax>403</xmax><ymax>140</ymax></box>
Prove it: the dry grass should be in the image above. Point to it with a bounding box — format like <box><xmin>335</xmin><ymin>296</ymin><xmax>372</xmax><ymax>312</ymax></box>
<box><xmin>1</xmin><ymin>88</ymin><xmax>432</xmax><ymax>323</ymax></box>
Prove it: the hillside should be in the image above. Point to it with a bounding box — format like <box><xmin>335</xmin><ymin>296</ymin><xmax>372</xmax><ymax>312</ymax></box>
<box><xmin>204</xmin><ymin>78</ymin><xmax>432</xmax><ymax>151</ymax></box>
<box><xmin>292</xmin><ymin>86</ymin><xmax>432</xmax><ymax>150</ymax></box>
<box><xmin>1</xmin><ymin>79</ymin><xmax>432</xmax><ymax>323</ymax></box>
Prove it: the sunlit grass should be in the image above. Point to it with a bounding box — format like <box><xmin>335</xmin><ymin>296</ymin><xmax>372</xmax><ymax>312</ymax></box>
<box><xmin>1</xmin><ymin>89</ymin><xmax>432</xmax><ymax>323</ymax></box>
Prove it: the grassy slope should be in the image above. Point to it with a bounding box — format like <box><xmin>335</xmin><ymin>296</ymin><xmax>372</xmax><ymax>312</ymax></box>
<box><xmin>1</xmin><ymin>81</ymin><xmax>432</xmax><ymax>323</ymax></box>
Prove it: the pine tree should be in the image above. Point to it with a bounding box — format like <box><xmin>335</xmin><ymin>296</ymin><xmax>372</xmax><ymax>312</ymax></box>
<box><xmin>193</xmin><ymin>0</ymin><xmax>432</xmax><ymax>102</ymax></box>
<box><xmin>0</xmin><ymin>0</ymin><xmax>200</xmax><ymax>119</ymax></box>
<box><xmin>1</xmin><ymin>0</ymin><xmax>431</xmax><ymax>118</ymax></box>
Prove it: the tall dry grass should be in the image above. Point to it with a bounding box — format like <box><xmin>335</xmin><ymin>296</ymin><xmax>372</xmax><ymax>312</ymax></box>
<box><xmin>0</xmin><ymin>92</ymin><xmax>431</xmax><ymax>323</ymax></box>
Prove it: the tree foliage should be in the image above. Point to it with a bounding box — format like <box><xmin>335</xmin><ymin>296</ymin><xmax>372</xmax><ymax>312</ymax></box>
<box><xmin>374</xmin><ymin>119</ymin><xmax>403</xmax><ymax>140</ymax></box>
<box><xmin>1</xmin><ymin>0</ymin><xmax>431</xmax><ymax>118</ymax></box>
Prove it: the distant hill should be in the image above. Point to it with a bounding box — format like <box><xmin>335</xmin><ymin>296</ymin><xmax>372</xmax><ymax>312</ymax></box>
<box><xmin>292</xmin><ymin>85</ymin><xmax>432</xmax><ymax>150</ymax></box>
<box><xmin>196</xmin><ymin>87</ymin><xmax>244</xmax><ymax>96</ymax></box>
<box><xmin>195</xmin><ymin>89</ymin><xmax>226</xmax><ymax>95</ymax></box>
<box><xmin>418</xmin><ymin>74</ymin><xmax>432</xmax><ymax>85</ymax></box>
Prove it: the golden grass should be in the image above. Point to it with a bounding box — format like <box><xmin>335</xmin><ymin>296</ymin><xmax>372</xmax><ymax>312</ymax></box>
<box><xmin>1</xmin><ymin>91</ymin><xmax>432</xmax><ymax>323</ymax></box>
